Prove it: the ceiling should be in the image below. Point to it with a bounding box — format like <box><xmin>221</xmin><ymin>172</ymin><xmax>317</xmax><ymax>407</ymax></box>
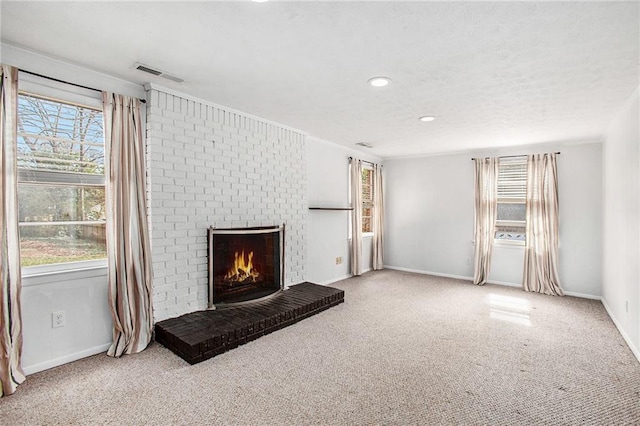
<box><xmin>1</xmin><ymin>1</ymin><xmax>638</xmax><ymax>158</ymax></box>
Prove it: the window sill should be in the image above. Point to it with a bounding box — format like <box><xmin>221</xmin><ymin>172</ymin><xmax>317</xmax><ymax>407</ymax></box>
<box><xmin>22</xmin><ymin>259</ymin><xmax>108</xmax><ymax>286</ymax></box>
<box><xmin>348</xmin><ymin>233</ymin><xmax>375</xmax><ymax>241</ymax></box>
<box><xmin>493</xmin><ymin>240</ymin><xmax>525</xmax><ymax>249</ymax></box>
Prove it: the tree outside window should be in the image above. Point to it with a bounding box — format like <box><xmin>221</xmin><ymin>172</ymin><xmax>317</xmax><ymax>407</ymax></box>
<box><xmin>17</xmin><ymin>93</ymin><xmax>106</xmax><ymax>267</ymax></box>
<box><xmin>362</xmin><ymin>167</ymin><xmax>374</xmax><ymax>233</ymax></box>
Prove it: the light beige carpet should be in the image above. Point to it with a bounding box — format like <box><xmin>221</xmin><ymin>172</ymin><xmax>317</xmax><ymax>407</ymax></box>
<box><xmin>2</xmin><ymin>270</ymin><xmax>639</xmax><ymax>425</ymax></box>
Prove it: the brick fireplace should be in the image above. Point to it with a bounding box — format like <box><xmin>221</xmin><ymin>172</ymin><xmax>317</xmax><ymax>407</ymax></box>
<box><xmin>146</xmin><ymin>86</ymin><xmax>306</xmax><ymax>321</ymax></box>
<box><xmin>208</xmin><ymin>225</ymin><xmax>285</xmax><ymax>308</ymax></box>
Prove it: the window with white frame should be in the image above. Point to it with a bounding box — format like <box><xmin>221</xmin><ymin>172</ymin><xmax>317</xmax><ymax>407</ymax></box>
<box><xmin>495</xmin><ymin>157</ymin><xmax>526</xmax><ymax>244</ymax></box>
<box><xmin>16</xmin><ymin>91</ymin><xmax>106</xmax><ymax>267</ymax></box>
<box><xmin>361</xmin><ymin>166</ymin><xmax>374</xmax><ymax>233</ymax></box>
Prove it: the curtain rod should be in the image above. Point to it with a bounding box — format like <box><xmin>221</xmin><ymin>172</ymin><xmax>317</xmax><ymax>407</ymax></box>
<box><xmin>19</xmin><ymin>69</ymin><xmax>147</xmax><ymax>104</ymax></box>
<box><xmin>471</xmin><ymin>152</ymin><xmax>560</xmax><ymax>161</ymax></box>
<box><xmin>348</xmin><ymin>156</ymin><xmax>383</xmax><ymax>167</ymax></box>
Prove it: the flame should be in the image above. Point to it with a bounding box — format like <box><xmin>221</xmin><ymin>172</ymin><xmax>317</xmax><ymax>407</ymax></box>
<box><xmin>224</xmin><ymin>249</ymin><xmax>260</xmax><ymax>283</ymax></box>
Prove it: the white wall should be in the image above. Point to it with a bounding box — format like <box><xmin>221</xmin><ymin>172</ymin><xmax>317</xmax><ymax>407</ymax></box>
<box><xmin>306</xmin><ymin>137</ymin><xmax>380</xmax><ymax>284</ymax></box>
<box><xmin>602</xmin><ymin>88</ymin><xmax>640</xmax><ymax>360</ymax></box>
<box><xmin>21</xmin><ymin>268</ymin><xmax>112</xmax><ymax>375</ymax></box>
<box><xmin>384</xmin><ymin>141</ymin><xmax>603</xmax><ymax>298</ymax></box>
<box><xmin>1</xmin><ymin>43</ymin><xmax>145</xmax><ymax>374</ymax></box>
<box><xmin>146</xmin><ymin>85</ymin><xmax>307</xmax><ymax>321</ymax></box>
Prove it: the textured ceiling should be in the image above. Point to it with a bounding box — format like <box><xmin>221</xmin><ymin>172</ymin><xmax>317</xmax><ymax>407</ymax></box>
<box><xmin>1</xmin><ymin>1</ymin><xmax>638</xmax><ymax>158</ymax></box>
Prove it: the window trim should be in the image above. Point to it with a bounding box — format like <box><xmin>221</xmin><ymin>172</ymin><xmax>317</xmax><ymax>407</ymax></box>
<box><xmin>494</xmin><ymin>238</ymin><xmax>526</xmax><ymax>247</ymax></box>
<box><xmin>18</xmin><ymin>73</ymin><xmax>102</xmax><ymax>109</ymax></box>
<box><xmin>493</xmin><ymin>239</ymin><xmax>526</xmax><ymax>249</ymax></box>
<box><xmin>22</xmin><ymin>258</ymin><xmax>108</xmax><ymax>279</ymax></box>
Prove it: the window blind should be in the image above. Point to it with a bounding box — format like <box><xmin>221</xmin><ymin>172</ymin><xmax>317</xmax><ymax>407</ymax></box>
<box><xmin>497</xmin><ymin>157</ymin><xmax>527</xmax><ymax>202</ymax></box>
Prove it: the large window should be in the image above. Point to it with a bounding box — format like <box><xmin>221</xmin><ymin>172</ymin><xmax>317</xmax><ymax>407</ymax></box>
<box><xmin>17</xmin><ymin>92</ymin><xmax>106</xmax><ymax>267</ymax></box>
<box><xmin>495</xmin><ymin>157</ymin><xmax>526</xmax><ymax>244</ymax></box>
<box><xmin>361</xmin><ymin>167</ymin><xmax>374</xmax><ymax>233</ymax></box>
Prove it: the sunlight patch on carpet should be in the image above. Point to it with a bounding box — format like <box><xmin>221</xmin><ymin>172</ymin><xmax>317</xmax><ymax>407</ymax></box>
<box><xmin>487</xmin><ymin>293</ymin><xmax>532</xmax><ymax>326</ymax></box>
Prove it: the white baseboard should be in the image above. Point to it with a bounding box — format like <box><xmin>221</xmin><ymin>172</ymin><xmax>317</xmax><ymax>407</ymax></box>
<box><xmin>314</xmin><ymin>268</ymin><xmax>374</xmax><ymax>286</ymax></box>
<box><xmin>383</xmin><ymin>265</ymin><xmax>518</xmax><ymax>288</ymax></box>
<box><xmin>23</xmin><ymin>342</ymin><xmax>111</xmax><ymax>376</ymax></box>
<box><xmin>600</xmin><ymin>298</ymin><xmax>640</xmax><ymax>363</ymax></box>
<box><xmin>383</xmin><ymin>265</ymin><xmax>601</xmax><ymax>299</ymax></box>
<box><xmin>316</xmin><ymin>274</ymin><xmax>352</xmax><ymax>286</ymax></box>
<box><xmin>563</xmin><ymin>291</ymin><xmax>602</xmax><ymax>300</ymax></box>
<box><xmin>486</xmin><ymin>279</ymin><xmax>520</xmax><ymax>288</ymax></box>
<box><xmin>383</xmin><ymin>265</ymin><xmax>472</xmax><ymax>282</ymax></box>
<box><xmin>487</xmin><ymin>282</ymin><xmax>602</xmax><ymax>301</ymax></box>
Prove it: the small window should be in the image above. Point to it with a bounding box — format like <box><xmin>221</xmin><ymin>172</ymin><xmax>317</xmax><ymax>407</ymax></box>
<box><xmin>361</xmin><ymin>167</ymin><xmax>374</xmax><ymax>233</ymax></box>
<box><xmin>17</xmin><ymin>93</ymin><xmax>106</xmax><ymax>267</ymax></box>
<box><xmin>495</xmin><ymin>157</ymin><xmax>526</xmax><ymax>244</ymax></box>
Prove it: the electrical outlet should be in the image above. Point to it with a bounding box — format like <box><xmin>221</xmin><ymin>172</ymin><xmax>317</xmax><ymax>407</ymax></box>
<box><xmin>52</xmin><ymin>311</ymin><xmax>65</xmax><ymax>328</ymax></box>
<box><xmin>336</xmin><ymin>256</ymin><xmax>343</xmax><ymax>265</ymax></box>
<box><xmin>466</xmin><ymin>257</ymin><xmax>471</xmax><ymax>265</ymax></box>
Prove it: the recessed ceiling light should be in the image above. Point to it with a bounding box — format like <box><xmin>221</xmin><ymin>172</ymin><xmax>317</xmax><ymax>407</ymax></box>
<box><xmin>419</xmin><ymin>116</ymin><xmax>436</xmax><ymax>122</ymax></box>
<box><xmin>368</xmin><ymin>77</ymin><xmax>391</xmax><ymax>87</ymax></box>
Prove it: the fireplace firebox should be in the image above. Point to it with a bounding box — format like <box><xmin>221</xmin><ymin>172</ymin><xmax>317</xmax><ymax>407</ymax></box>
<box><xmin>208</xmin><ymin>225</ymin><xmax>284</xmax><ymax>309</ymax></box>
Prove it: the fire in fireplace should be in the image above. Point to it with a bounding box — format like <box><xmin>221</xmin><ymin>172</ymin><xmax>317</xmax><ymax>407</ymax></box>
<box><xmin>225</xmin><ymin>249</ymin><xmax>260</xmax><ymax>283</ymax></box>
<box><xmin>208</xmin><ymin>225</ymin><xmax>284</xmax><ymax>308</ymax></box>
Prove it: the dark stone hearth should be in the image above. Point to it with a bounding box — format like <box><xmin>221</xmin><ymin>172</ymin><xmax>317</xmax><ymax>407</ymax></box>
<box><xmin>155</xmin><ymin>282</ymin><xmax>344</xmax><ymax>364</ymax></box>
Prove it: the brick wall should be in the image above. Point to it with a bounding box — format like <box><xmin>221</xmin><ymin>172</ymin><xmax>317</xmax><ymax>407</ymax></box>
<box><xmin>146</xmin><ymin>87</ymin><xmax>307</xmax><ymax>321</ymax></box>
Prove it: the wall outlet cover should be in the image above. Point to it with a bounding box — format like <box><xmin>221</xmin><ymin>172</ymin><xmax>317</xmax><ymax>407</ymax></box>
<box><xmin>52</xmin><ymin>311</ymin><xmax>65</xmax><ymax>328</ymax></box>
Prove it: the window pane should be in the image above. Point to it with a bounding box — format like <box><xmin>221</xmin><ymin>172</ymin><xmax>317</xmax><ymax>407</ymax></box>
<box><xmin>18</xmin><ymin>185</ymin><xmax>105</xmax><ymax>223</ymax></box>
<box><xmin>497</xmin><ymin>203</ymin><xmax>526</xmax><ymax>221</ymax></box>
<box><xmin>361</xmin><ymin>168</ymin><xmax>373</xmax><ymax>203</ymax></box>
<box><xmin>17</xmin><ymin>94</ymin><xmax>104</xmax><ymax>175</ymax></box>
<box><xmin>361</xmin><ymin>168</ymin><xmax>374</xmax><ymax>233</ymax></box>
<box><xmin>496</xmin><ymin>158</ymin><xmax>526</xmax><ymax>244</ymax></box>
<box><xmin>16</xmin><ymin>92</ymin><xmax>106</xmax><ymax>268</ymax></box>
<box><xmin>19</xmin><ymin>224</ymin><xmax>106</xmax><ymax>267</ymax></box>
<box><xmin>362</xmin><ymin>207</ymin><xmax>372</xmax><ymax>233</ymax></box>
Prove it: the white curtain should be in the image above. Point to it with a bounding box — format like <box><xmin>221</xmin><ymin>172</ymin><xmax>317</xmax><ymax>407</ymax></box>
<box><xmin>473</xmin><ymin>157</ymin><xmax>499</xmax><ymax>285</ymax></box>
<box><xmin>523</xmin><ymin>153</ymin><xmax>563</xmax><ymax>296</ymax></box>
<box><xmin>350</xmin><ymin>158</ymin><xmax>363</xmax><ymax>276</ymax></box>
<box><xmin>0</xmin><ymin>64</ymin><xmax>25</xmax><ymax>397</ymax></box>
<box><xmin>103</xmin><ymin>92</ymin><xmax>154</xmax><ymax>357</ymax></box>
<box><xmin>372</xmin><ymin>164</ymin><xmax>384</xmax><ymax>270</ymax></box>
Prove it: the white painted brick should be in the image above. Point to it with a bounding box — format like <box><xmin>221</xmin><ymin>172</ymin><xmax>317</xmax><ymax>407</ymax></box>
<box><xmin>147</xmin><ymin>87</ymin><xmax>307</xmax><ymax>321</ymax></box>
<box><xmin>173</xmin><ymin>120</ymin><xmax>195</xmax><ymax>131</ymax></box>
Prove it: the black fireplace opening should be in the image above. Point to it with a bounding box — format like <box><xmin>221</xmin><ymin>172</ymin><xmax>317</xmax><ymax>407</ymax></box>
<box><xmin>208</xmin><ymin>226</ymin><xmax>283</xmax><ymax>307</ymax></box>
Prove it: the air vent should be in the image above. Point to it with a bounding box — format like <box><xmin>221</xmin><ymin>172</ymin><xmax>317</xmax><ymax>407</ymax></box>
<box><xmin>134</xmin><ymin>63</ymin><xmax>183</xmax><ymax>83</ymax></box>
<box><xmin>356</xmin><ymin>142</ymin><xmax>373</xmax><ymax>148</ymax></box>
<box><xmin>135</xmin><ymin>64</ymin><xmax>162</xmax><ymax>76</ymax></box>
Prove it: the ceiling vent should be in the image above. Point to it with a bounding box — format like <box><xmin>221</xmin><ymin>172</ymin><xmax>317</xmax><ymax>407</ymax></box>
<box><xmin>134</xmin><ymin>63</ymin><xmax>184</xmax><ymax>83</ymax></box>
<box><xmin>356</xmin><ymin>142</ymin><xmax>373</xmax><ymax>148</ymax></box>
